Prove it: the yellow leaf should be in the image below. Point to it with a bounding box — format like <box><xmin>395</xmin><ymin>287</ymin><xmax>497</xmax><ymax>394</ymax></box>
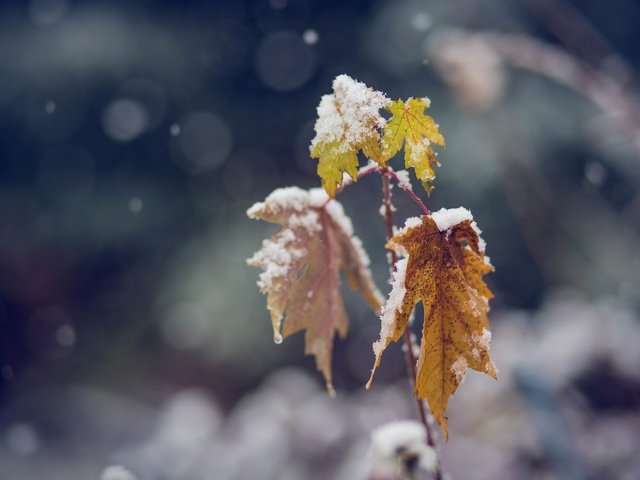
<box><xmin>313</xmin><ymin>142</ymin><xmax>359</xmax><ymax>198</ymax></box>
<box><xmin>381</xmin><ymin>98</ymin><xmax>445</xmax><ymax>191</ymax></box>
<box><xmin>310</xmin><ymin>75</ymin><xmax>390</xmax><ymax>196</ymax></box>
<box><xmin>248</xmin><ymin>187</ymin><xmax>383</xmax><ymax>394</ymax></box>
<box><xmin>360</xmin><ymin>129</ymin><xmax>385</xmax><ymax>164</ymax></box>
<box><xmin>367</xmin><ymin>210</ymin><xmax>496</xmax><ymax>440</ymax></box>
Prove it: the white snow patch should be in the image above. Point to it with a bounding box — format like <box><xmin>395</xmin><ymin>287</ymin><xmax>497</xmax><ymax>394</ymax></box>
<box><xmin>378</xmin><ymin>203</ymin><xmax>396</xmax><ymax>217</ymax></box>
<box><xmin>451</xmin><ymin>356</ymin><xmax>468</xmax><ymax>384</ymax></box>
<box><xmin>370</xmin><ymin>420</ymin><xmax>437</xmax><ymax>473</ymax></box>
<box><xmin>373</xmin><ymin>258</ymin><xmax>408</xmax><ymax>357</ymax></box>
<box><xmin>310</xmin><ymin>75</ymin><xmax>390</xmax><ymax>153</ymax></box>
<box><xmin>476</xmin><ymin>328</ymin><xmax>491</xmax><ymax>350</ymax></box>
<box><xmin>288</xmin><ymin>210</ymin><xmax>320</xmax><ymax>233</ymax></box>
<box><xmin>470</xmin><ymin>221</ymin><xmax>487</xmax><ymax>253</ymax></box>
<box><xmin>398</xmin><ymin>216</ymin><xmax>423</xmax><ymax>236</ymax></box>
<box><xmin>247</xmin><ymin>186</ymin><xmax>310</xmax><ymax>218</ymax></box>
<box><xmin>339</xmin><ymin>171</ymin><xmax>354</xmax><ymax>189</ymax></box>
<box><xmin>395</xmin><ymin>169</ymin><xmax>413</xmax><ymax>189</ymax></box>
<box><xmin>248</xmin><ymin>230</ymin><xmax>305</xmax><ymax>293</ymax></box>
<box><xmin>430</xmin><ymin>206</ymin><xmax>473</xmax><ymax>232</ymax></box>
<box><xmin>308</xmin><ymin>187</ymin><xmax>330</xmax><ymax>208</ymax></box>
<box><xmin>430</xmin><ymin>207</ymin><xmax>489</xmax><ymax>254</ymax></box>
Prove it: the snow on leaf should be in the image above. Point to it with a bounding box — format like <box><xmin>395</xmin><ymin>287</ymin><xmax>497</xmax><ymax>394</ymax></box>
<box><xmin>367</xmin><ymin>209</ymin><xmax>495</xmax><ymax>439</ymax></box>
<box><xmin>310</xmin><ymin>75</ymin><xmax>390</xmax><ymax>196</ymax></box>
<box><xmin>381</xmin><ymin>98</ymin><xmax>445</xmax><ymax>194</ymax></box>
<box><xmin>248</xmin><ymin>187</ymin><xmax>383</xmax><ymax>394</ymax></box>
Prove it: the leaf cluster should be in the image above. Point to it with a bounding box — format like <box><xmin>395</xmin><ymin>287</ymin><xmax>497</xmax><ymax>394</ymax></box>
<box><xmin>247</xmin><ymin>76</ymin><xmax>495</xmax><ymax>440</ymax></box>
<box><xmin>310</xmin><ymin>75</ymin><xmax>445</xmax><ymax>197</ymax></box>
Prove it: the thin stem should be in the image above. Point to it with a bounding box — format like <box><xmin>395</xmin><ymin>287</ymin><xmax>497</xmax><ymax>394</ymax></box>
<box><xmin>384</xmin><ymin>167</ymin><xmax>432</xmax><ymax>215</ymax></box>
<box><xmin>381</xmin><ymin>173</ymin><xmax>441</xmax><ymax>477</ymax></box>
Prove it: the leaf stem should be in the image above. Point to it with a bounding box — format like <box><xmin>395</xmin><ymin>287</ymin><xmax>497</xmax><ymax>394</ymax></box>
<box><xmin>384</xmin><ymin>167</ymin><xmax>432</xmax><ymax>215</ymax></box>
<box><xmin>380</xmin><ymin>173</ymin><xmax>441</xmax><ymax>477</ymax></box>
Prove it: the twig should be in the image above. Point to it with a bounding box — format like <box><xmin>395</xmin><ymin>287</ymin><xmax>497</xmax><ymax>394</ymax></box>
<box><xmin>384</xmin><ymin>167</ymin><xmax>432</xmax><ymax>215</ymax></box>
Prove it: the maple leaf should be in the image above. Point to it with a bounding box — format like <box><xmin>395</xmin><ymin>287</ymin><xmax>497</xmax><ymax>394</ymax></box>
<box><xmin>313</xmin><ymin>141</ymin><xmax>359</xmax><ymax>198</ymax></box>
<box><xmin>310</xmin><ymin>75</ymin><xmax>390</xmax><ymax>196</ymax></box>
<box><xmin>367</xmin><ymin>208</ymin><xmax>496</xmax><ymax>439</ymax></box>
<box><xmin>247</xmin><ymin>187</ymin><xmax>383</xmax><ymax>394</ymax></box>
<box><xmin>380</xmin><ymin>98</ymin><xmax>445</xmax><ymax>193</ymax></box>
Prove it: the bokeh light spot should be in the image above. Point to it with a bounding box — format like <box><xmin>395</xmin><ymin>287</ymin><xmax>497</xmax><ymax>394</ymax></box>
<box><xmin>5</xmin><ymin>423</ymin><xmax>40</xmax><ymax>457</ymax></box>
<box><xmin>102</xmin><ymin>98</ymin><xmax>149</xmax><ymax>142</ymax></box>
<box><xmin>302</xmin><ymin>29</ymin><xmax>318</xmax><ymax>45</ymax></box>
<box><xmin>175</xmin><ymin>112</ymin><xmax>233</xmax><ymax>173</ymax></box>
<box><xmin>255</xmin><ymin>31</ymin><xmax>315</xmax><ymax>91</ymax></box>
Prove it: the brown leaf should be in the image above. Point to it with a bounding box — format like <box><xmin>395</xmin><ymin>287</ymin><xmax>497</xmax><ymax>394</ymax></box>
<box><xmin>367</xmin><ymin>209</ymin><xmax>496</xmax><ymax>439</ymax></box>
<box><xmin>248</xmin><ymin>187</ymin><xmax>383</xmax><ymax>394</ymax></box>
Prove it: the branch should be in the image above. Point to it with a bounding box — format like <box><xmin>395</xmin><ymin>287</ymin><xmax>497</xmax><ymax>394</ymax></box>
<box><xmin>384</xmin><ymin>167</ymin><xmax>432</xmax><ymax>215</ymax></box>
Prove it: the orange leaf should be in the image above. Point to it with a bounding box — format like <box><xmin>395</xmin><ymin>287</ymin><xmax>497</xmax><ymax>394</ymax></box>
<box><xmin>367</xmin><ymin>208</ymin><xmax>496</xmax><ymax>439</ymax></box>
<box><xmin>248</xmin><ymin>187</ymin><xmax>383</xmax><ymax>394</ymax></box>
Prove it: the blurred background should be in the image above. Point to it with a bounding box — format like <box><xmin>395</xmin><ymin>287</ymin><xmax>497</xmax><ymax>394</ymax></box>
<box><xmin>1</xmin><ymin>0</ymin><xmax>639</xmax><ymax>478</ymax></box>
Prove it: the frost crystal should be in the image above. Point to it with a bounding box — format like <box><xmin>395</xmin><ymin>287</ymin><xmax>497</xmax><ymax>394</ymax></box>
<box><xmin>310</xmin><ymin>74</ymin><xmax>390</xmax><ymax>153</ymax></box>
